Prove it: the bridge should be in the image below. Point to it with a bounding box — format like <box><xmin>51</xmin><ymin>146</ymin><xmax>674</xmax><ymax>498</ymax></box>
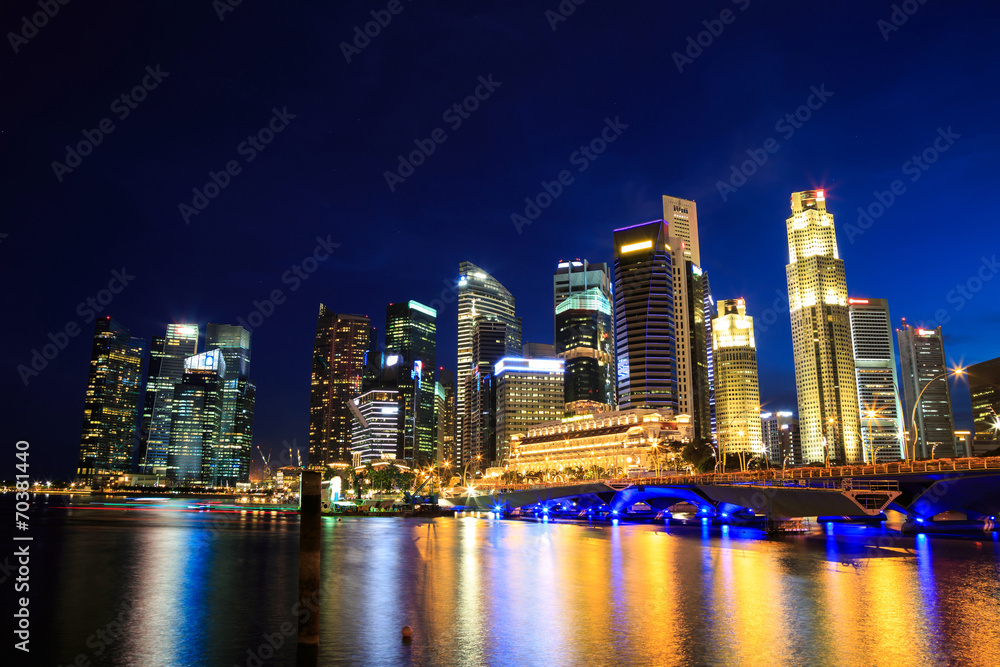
<box><xmin>442</xmin><ymin>456</ymin><xmax>1000</xmax><ymax>530</ymax></box>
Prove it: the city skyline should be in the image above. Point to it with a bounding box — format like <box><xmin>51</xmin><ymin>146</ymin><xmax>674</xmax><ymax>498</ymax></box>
<box><xmin>5</xmin><ymin>3</ymin><xmax>998</xmax><ymax>480</ymax></box>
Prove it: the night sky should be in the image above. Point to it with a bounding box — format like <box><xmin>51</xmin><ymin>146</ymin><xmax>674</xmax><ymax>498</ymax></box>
<box><xmin>4</xmin><ymin>1</ymin><xmax>999</xmax><ymax>480</ymax></box>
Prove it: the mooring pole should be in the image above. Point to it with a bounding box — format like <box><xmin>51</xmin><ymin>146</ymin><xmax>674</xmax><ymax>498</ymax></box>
<box><xmin>298</xmin><ymin>469</ymin><xmax>321</xmax><ymax>665</ymax></box>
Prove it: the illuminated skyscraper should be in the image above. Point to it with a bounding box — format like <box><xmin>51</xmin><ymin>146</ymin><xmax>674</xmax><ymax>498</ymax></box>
<box><xmin>785</xmin><ymin>190</ymin><xmax>862</xmax><ymax>465</ymax></box>
<box><xmin>349</xmin><ymin>389</ymin><xmax>403</xmax><ymax>465</ymax></box>
<box><xmin>309</xmin><ymin>307</ymin><xmax>370</xmax><ymax>466</ymax></box>
<box><xmin>613</xmin><ymin>220</ymin><xmax>677</xmax><ymax>412</ymax></box>
<box><xmin>464</xmin><ymin>320</ymin><xmax>509</xmax><ymax>471</ymax></box>
<box><xmin>663</xmin><ymin>195</ymin><xmax>700</xmax><ymax>265</ymax></box>
<box><xmin>556</xmin><ymin>288</ymin><xmax>615</xmax><ymax>414</ymax></box>
<box><xmin>456</xmin><ymin>262</ymin><xmax>520</xmax><ymax>464</ymax></box>
<box><xmin>712</xmin><ymin>299</ymin><xmax>763</xmax><ymax>467</ymax></box>
<box><xmin>76</xmin><ymin>317</ymin><xmax>144</xmax><ymax>484</ymax></box>
<box><xmin>967</xmin><ymin>357</ymin><xmax>1000</xmax><ymax>455</ymax></box>
<box><xmin>435</xmin><ymin>368</ymin><xmax>456</xmax><ymax>466</ymax></box>
<box><xmin>848</xmin><ymin>299</ymin><xmax>905</xmax><ymax>463</ymax></box>
<box><xmin>553</xmin><ymin>259</ymin><xmax>611</xmax><ymax>327</ymax></box>
<box><xmin>205</xmin><ymin>324</ymin><xmax>255</xmax><ymax>486</ymax></box>
<box><xmin>385</xmin><ymin>301</ymin><xmax>437</xmax><ymax>463</ymax></box>
<box><xmin>761</xmin><ymin>411</ymin><xmax>800</xmax><ymax>464</ymax></box>
<box><xmin>897</xmin><ymin>322</ymin><xmax>957</xmax><ymax>459</ymax></box>
<box><xmin>495</xmin><ymin>357</ymin><xmax>565</xmax><ymax>467</ymax></box>
<box><xmin>140</xmin><ymin>323</ymin><xmax>199</xmax><ymax>475</ymax></box>
<box><xmin>702</xmin><ymin>270</ymin><xmax>717</xmax><ymax>441</ymax></box>
<box><xmin>168</xmin><ymin>351</ymin><xmax>226</xmax><ymax>483</ymax></box>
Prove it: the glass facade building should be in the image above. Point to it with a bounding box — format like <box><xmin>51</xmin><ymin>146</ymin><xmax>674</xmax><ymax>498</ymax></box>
<box><xmin>140</xmin><ymin>323</ymin><xmax>199</xmax><ymax>474</ymax></box>
<box><xmin>204</xmin><ymin>323</ymin><xmax>255</xmax><ymax>486</ymax></box>
<box><xmin>897</xmin><ymin>322</ymin><xmax>958</xmax><ymax>459</ymax></box>
<box><xmin>76</xmin><ymin>317</ymin><xmax>144</xmax><ymax>484</ymax></box>
<box><xmin>555</xmin><ymin>288</ymin><xmax>615</xmax><ymax>414</ymax></box>
<box><xmin>385</xmin><ymin>301</ymin><xmax>437</xmax><ymax>464</ymax></box>
<box><xmin>613</xmin><ymin>220</ymin><xmax>677</xmax><ymax>412</ymax></box>
<box><xmin>168</xmin><ymin>351</ymin><xmax>226</xmax><ymax>483</ymax></box>
<box><xmin>712</xmin><ymin>298</ymin><xmax>763</xmax><ymax>466</ymax></box>
<box><xmin>309</xmin><ymin>307</ymin><xmax>370</xmax><ymax>466</ymax></box>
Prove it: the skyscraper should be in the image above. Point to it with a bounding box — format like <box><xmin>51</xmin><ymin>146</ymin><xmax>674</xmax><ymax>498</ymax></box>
<box><xmin>309</xmin><ymin>307</ymin><xmax>370</xmax><ymax>466</ymax></box>
<box><xmin>760</xmin><ymin>411</ymin><xmax>800</xmax><ymax>464</ymax></box>
<box><xmin>495</xmin><ymin>357</ymin><xmax>565</xmax><ymax>467</ymax></box>
<box><xmin>204</xmin><ymin>324</ymin><xmax>255</xmax><ymax>486</ymax></box>
<box><xmin>663</xmin><ymin>195</ymin><xmax>700</xmax><ymax>265</ymax></box>
<box><xmin>712</xmin><ymin>299</ymin><xmax>763</xmax><ymax>468</ymax></box>
<box><xmin>967</xmin><ymin>357</ymin><xmax>1000</xmax><ymax>455</ymax></box>
<box><xmin>785</xmin><ymin>189</ymin><xmax>862</xmax><ymax>465</ymax></box>
<box><xmin>76</xmin><ymin>317</ymin><xmax>144</xmax><ymax>485</ymax></box>
<box><xmin>555</xmin><ymin>287</ymin><xmax>615</xmax><ymax>414</ymax></box>
<box><xmin>553</xmin><ymin>259</ymin><xmax>611</xmax><ymax>328</ymax></box>
<box><xmin>140</xmin><ymin>323</ymin><xmax>199</xmax><ymax>475</ymax></box>
<box><xmin>848</xmin><ymin>299</ymin><xmax>905</xmax><ymax>463</ymax></box>
<box><xmin>456</xmin><ymin>262</ymin><xmax>520</xmax><ymax>463</ymax></box>
<box><xmin>168</xmin><ymin>351</ymin><xmax>226</xmax><ymax>483</ymax></box>
<box><xmin>464</xmin><ymin>320</ymin><xmax>509</xmax><ymax>471</ymax></box>
<box><xmin>897</xmin><ymin>322</ymin><xmax>958</xmax><ymax>459</ymax></box>
<box><xmin>702</xmin><ymin>270</ymin><xmax>717</xmax><ymax>441</ymax></box>
<box><xmin>435</xmin><ymin>368</ymin><xmax>456</xmax><ymax>466</ymax></box>
<box><xmin>349</xmin><ymin>389</ymin><xmax>403</xmax><ymax>465</ymax></box>
<box><xmin>613</xmin><ymin>220</ymin><xmax>677</xmax><ymax>412</ymax></box>
<box><xmin>385</xmin><ymin>301</ymin><xmax>437</xmax><ymax>463</ymax></box>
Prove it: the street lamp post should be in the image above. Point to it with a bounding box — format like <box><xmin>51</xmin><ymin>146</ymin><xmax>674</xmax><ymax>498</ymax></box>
<box><xmin>908</xmin><ymin>367</ymin><xmax>964</xmax><ymax>462</ymax></box>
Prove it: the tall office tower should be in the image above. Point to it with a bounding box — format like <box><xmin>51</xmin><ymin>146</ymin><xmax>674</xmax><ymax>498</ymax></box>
<box><xmin>897</xmin><ymin>322</ymin><xmax>958</xmax><ymax>459</ymax></box>
<box><xmin>553</xmin><ymin>259</ymin><xmax>611</xmax><ymax>327</ymax></box>
<box><xmin>613</xmin><ymin>220</ymin><xmax>677</xmax><ymax>412</ymax></box>
<box><xmin>76</xmin><ymin>318</ymin><xmax>144</xmax><ymax>484</ymax></box>
<box><xmin>137</xmin><ymin>334</ymin><xmax>164</xmax><ymax>468</ymax></box>
<box><xmin>702</xmin><ymin>271</ymin><xmax>716</xmax><ymax>441</ymax></box>
<box><xmin>760</xmin><ymin>411</ymin><xmax>799</xmax><ymax>463</ymax></box>
<box><xmin>456</xmin><ymin>262</ymin><xmax>520</xmax><ymax>463</ymax></box>
<box><xmin>309</xmin><ymin>307</ymin><xmax>370</xmax><ymax>466</ymax></box>
<box><xmin>670</xmin><ymin>247</ymin><xmax>711</xmax><ymax>441</ymax></box>
<box><xmin>662</xmin><ymin>195</ymin><xmax>700</xmax><ymax>264</ymax></box>
<box><xmin>464</xmin><ymin>321</ymin><xmax>509</xmax><ymax>471</ymax></box>
<box><xmin>168</xmin><ymin>351</ymin><xmax>226</xmax><ymax>483</ymax></box>
<box><xmin>967</xmin><ymin>357</ymin><xmax>1000</xmax><ymax>455</ymax></box>
<box><xmin>385</xmin><ymin>301</ymin><xmax>437</xmax><ymax>463</ymax></box>
<box><xmin>495</xmin><ymin>357</ymin><xmax>565</xmax><ymax>467</ymax></box>
<box><xmin>555</xmin><ymin>288</ymin><xmax>615</xmax><ymax>415</ymax></box>
<box><xmin>204</xmin><ymin>324</ymin><xmax>255</xmax><ymax>486</ymax></box>
<box><xmin>349</xmin><ymin>389</ymin><xmax>403</xmax><ymax>465</ymax></box>
<box><xmin>848</xmin><ymin>299</ymin><xmax>905</xmax><ymax>463</ymax></box>
<box><xmin>140</xmin><ymin>324</ymin><xmax>199</xmax><ymax>474</ymax></box>
<box><xmin>435</xmin><ymin>368</ymin><xmax>456</xmax><ymax>465</ymax></box>
<box><xmin>712</xmin><ymin>299</ymin><xmax>764</xmax><ymax>467</ymax></box>
<box><xmin>785</xmin><ymin>189</ymin><xmax>862</xmax><ymax>465</ymax></box>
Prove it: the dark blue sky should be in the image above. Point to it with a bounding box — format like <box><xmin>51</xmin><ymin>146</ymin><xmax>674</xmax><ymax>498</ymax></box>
<box><xmin>3</xmin><ymin>1</ymin><xmax>998</xmax><ymax>479</ymax></box>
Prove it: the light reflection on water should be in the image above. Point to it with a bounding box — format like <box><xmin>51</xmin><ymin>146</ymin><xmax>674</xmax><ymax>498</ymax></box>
<box><xmin>24</xmin><ymin>497</ymin><xmax>1000</xmax><ymax>666</ymax></box>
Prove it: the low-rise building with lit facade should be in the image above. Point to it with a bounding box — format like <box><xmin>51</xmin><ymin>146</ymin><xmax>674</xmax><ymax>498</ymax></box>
<box><xmin>495</xmin><ymin>357</ymin><xmax>565</xmax><ymax>467</ymax></box>
<box><xmin>509</xmin><ymin>409</ymin><xmax>692</xmax><ymax>478</ymax></box>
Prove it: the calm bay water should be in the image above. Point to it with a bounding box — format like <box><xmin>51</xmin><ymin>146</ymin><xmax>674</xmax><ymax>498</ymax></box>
<box><xmin>16</xmin><ymin>495</ymin><xmax>1000</xmax><ymax>666</ymax></box>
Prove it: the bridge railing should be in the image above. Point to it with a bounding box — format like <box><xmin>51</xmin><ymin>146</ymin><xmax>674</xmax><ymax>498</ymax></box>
<box><xmin>471</xmin><ymin>456</ymin><xmax>1000</xmax><ymax>493</ymax></box>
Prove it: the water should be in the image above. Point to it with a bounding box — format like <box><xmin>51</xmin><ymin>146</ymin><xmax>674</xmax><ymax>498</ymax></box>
<box><xmin>15</xmin><ymin>495</ymin><xmax>1000</xmax><ymax>666</ymax></box>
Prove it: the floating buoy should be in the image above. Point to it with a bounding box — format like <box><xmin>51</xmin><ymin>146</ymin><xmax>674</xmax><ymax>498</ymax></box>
<box><xmin>401</xmin><ymin>625</ymin><xmax>413</xmax><ymax>638</ymax></box>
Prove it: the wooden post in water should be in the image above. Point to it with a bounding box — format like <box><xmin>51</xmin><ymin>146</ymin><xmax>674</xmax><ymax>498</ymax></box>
<box><xmin>297</xmin><ymin>469</ymin><xmax>321</xmax><ymax>665</ymax></box>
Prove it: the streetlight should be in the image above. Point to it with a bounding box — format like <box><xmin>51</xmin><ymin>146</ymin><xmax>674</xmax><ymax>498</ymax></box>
<box><xmin>908</xmin><ymin>366</ymin><xmax>964</xmax><ymax>461</ymax></box>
